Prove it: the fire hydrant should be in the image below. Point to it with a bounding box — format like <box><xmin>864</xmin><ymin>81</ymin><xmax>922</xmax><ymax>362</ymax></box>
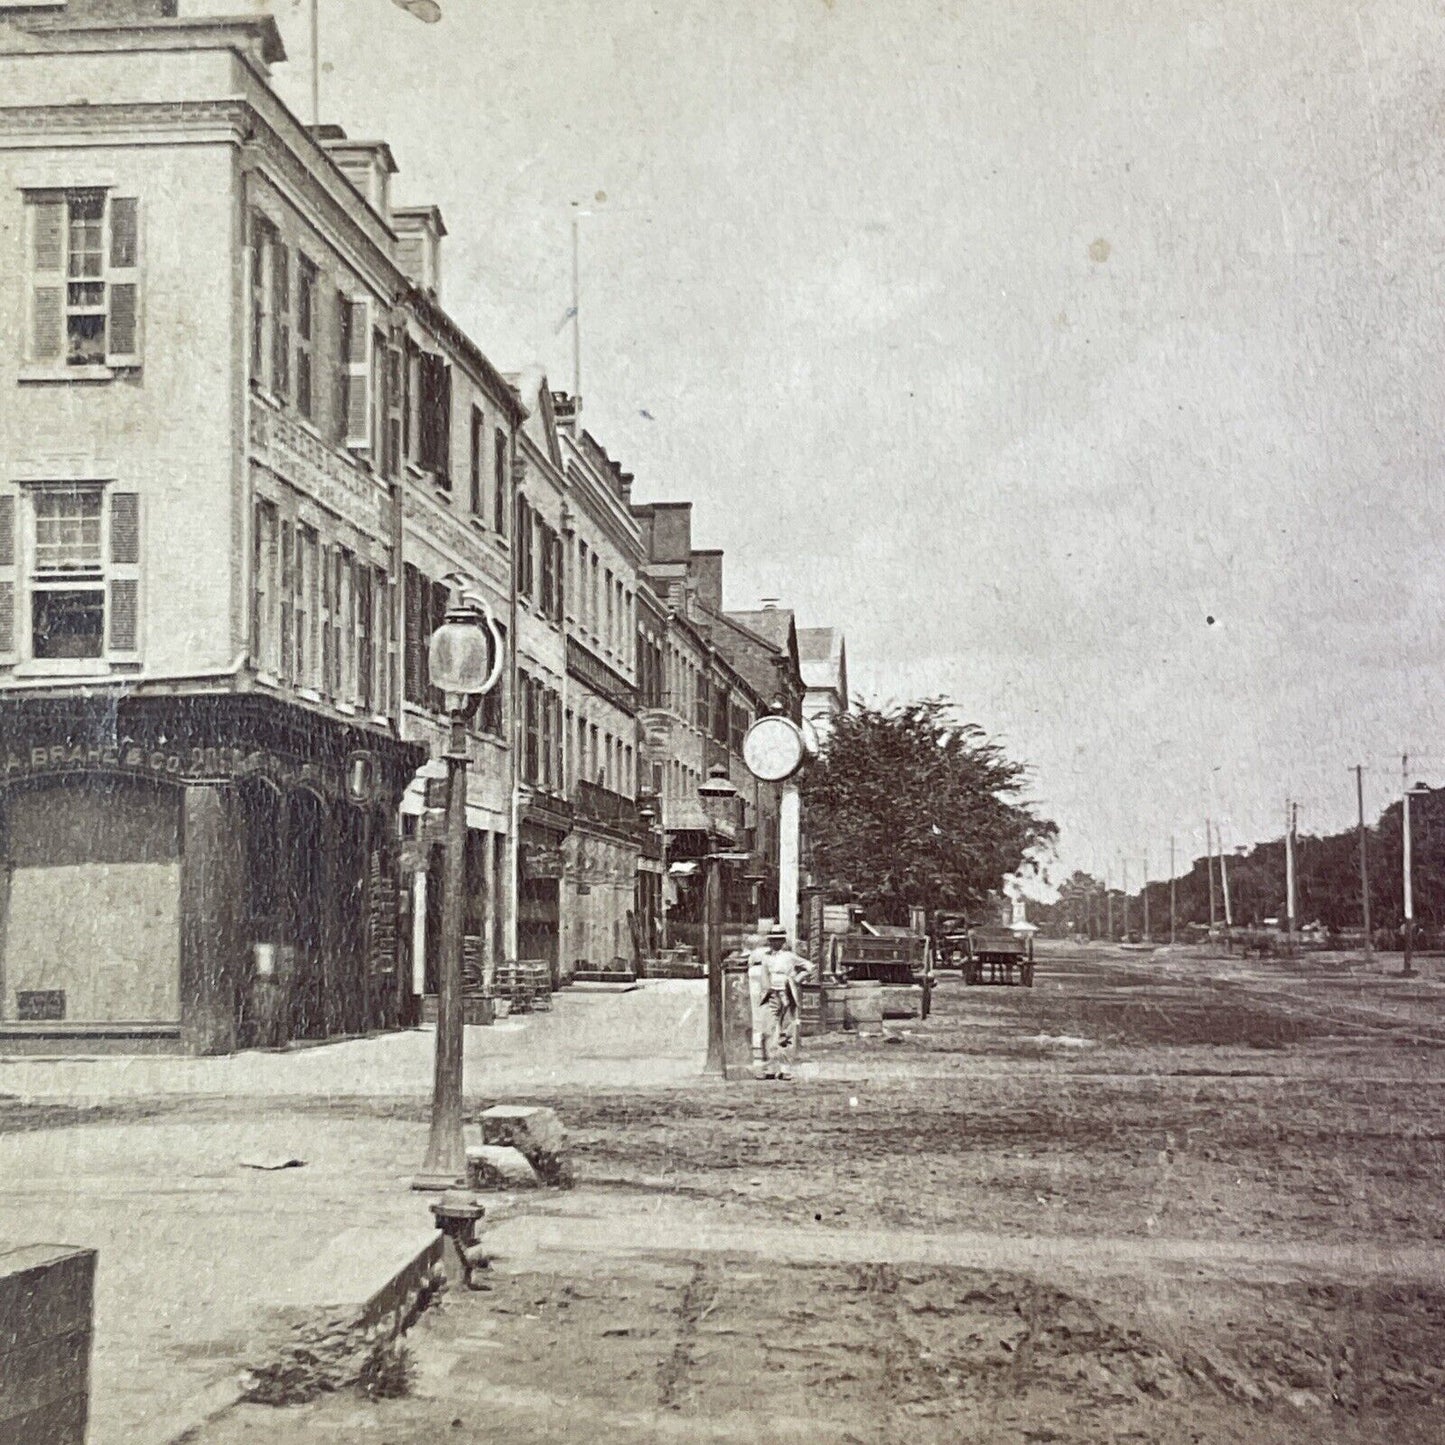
<box><xmin>429</xmin><ymin>1190</ymin><xmax>490</xmax><ymax>1290</ymax></box>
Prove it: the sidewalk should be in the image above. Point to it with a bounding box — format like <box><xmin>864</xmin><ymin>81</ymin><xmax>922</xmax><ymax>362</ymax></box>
<box><xmin>0</xmin><ymin>983</ymin><xmax>707</xmax><ymax>1445</ymax></box>
<box><xmin>0</xmin><ymin>979</ymin><xmax>707</xmax><ymax>1103</ymax></box>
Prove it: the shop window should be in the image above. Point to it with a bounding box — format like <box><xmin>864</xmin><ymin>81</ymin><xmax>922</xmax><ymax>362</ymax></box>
<box><xmin>25</xmin><ymin>189</ymin><xmax>141</xmax><ymax>370</ymax></box>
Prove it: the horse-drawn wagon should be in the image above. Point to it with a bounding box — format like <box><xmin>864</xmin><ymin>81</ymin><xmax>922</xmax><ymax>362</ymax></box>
<box><xmin>962</xmin><ymin>925</ymin><xmax>1035</xmax><ymax>987</ymax></box>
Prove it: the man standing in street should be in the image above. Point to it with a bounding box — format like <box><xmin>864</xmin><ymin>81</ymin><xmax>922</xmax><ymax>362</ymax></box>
<box><xmin>749</xmin><ymin>924</ymin><xmax>812</xmax><ymax>1081</ymax></box>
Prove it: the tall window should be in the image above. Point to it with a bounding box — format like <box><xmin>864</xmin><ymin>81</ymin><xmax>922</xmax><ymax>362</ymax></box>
<box><xmin>25</xmin><ymin>190</ymin><xmax>141</xmax><ymax>369</ymax></box>
<box><xmin>296</xmin><ymin>257</ymin><xmax>317</xmax><ymax>419</ymax></box>
<box><xmin>271</xmin><ymin>240</ymin><xmax>290</xmax><ymax>400</ymax></box>
<box><xmin>278</xmin><ymin>520</ymin><xmax>295</xmax><ymax>680</ymax></box>
<box><xmin>357</xmin><ymin>564</ymin><xmax>374</xmax><ymax>713</ymax></box>
<box><xmin>493</xmin><ymin>429</ymin><xmax>507</xmax><ymax>533</ymax></box>
<box><xmin>298</xmin><ymin>526</ymin><xmax>318</xmax><ymax>688</ymax></box>
<box><xmin>252</xmin><ymin>499</ymin><xmax>278</xmax><ymax>675</ymax></box>
<box><xmin>418</xmin><ymin>353</ymin><xmax>452</xmax><ymax>485</ymax></box>
<box><xmin>469</xmin><ymin>406</ymin><xmax>484</xmax><ymax>516</ymax></box>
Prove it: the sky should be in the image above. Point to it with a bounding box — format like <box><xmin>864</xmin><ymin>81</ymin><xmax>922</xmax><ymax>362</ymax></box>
<box><xmin>214</xmin><ymin>0</ymin><xmax>1445</xmax><ymax>885</ymax></box>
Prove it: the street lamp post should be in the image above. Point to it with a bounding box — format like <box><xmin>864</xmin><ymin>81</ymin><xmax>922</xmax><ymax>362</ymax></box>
<box><xmin>413</xmin><ymin>588</ymin><xmax>504</xmax><ymax>1192</ymax></box>
<box><xmin>698</xmin><ymin>765</ymin><xmax>739</xmax><ymax>1077</ymax></box>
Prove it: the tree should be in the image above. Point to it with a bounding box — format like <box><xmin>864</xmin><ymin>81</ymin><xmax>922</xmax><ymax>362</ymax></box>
<box><xmin>801</xmin><ymin>697</ymin><xmax>1057</xmax><ymax>924</ymax></box>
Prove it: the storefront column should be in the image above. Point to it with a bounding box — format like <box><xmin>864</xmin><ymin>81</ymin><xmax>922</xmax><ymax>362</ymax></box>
<box><xmin>412</xmin><ymin>868</ymin><xmax>428</xmax><ymax>1000</ymax></box>
<box><xmin>481</xmin><ymin>830</ymin><xmax>495</xmax><ymax>978</ymax></box>
<box><xmin>179</xmin><ymin>785</ymin><xmax>241</xmax><ymax>1056</ymax></box>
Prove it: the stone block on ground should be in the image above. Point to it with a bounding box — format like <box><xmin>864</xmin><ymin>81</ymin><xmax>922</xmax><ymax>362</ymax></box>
<box><xmin>466</xmin><ymin>1144</ymin><xmax>541</xmax><ymax>1191</ymax></box>
<box><xmin>479</xmin><ymin>1104</ymin><xmax>572</xmax><ymax>1186</ymax></box>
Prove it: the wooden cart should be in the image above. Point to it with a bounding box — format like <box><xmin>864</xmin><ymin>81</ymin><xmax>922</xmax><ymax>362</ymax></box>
<box><xmin>830</xmin><ymin>933</ymin><xmax>934</xmax><ymax>1019</ymax></box>
<box><xmin>963</xmin><ymin>926</ymin><xmax>1035</xmax><ymax>987</ymax></box>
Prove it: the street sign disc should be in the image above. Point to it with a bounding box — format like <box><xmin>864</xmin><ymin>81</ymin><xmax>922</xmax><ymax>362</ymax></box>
<box><xmin>742</xmin><ymin>715</ymin><xmax>807</xmax><ymax>782</ymax></box>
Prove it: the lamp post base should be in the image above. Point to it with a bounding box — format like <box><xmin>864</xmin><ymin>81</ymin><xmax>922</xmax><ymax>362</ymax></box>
<box><xmin>411</xmin><ymin>1169</ymin><xmax>468</xmax><ymax>1193</ymax></box>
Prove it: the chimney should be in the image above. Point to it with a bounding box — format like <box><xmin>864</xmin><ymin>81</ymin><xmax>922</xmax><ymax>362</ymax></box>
<box><xmin>393</xmin><ymin>206</ymin><xmax>446</xmax><ymax>297</ymax></box>
<box><xmin>320</xmin><ymin>133</ymin><xmax>398</xmax><ymax>225</ymax></box>
<box><xmin>551</xmin><ymin>391</ymin><xmax>579</xmax><ymax>436</ymax></box>
<box><xmin>689</xmin><ymin>550</ymin><xmax>724</xmax><ymax>614</ymax></box>
<box><xmin>649</xmin><ymin>502</ymin><xmax>693</xmax><ymax>564</ymax></box>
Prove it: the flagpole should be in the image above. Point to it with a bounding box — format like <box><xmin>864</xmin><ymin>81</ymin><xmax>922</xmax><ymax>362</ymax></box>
<box><xmin>571</xmin><ymin>212</ymin><xmax>582</xmax><ymax>413</ymax></box>
<box><xmin>310</xmin><ymin>0</ymin><xmax>320</xmax><ymax>128</ymax></box>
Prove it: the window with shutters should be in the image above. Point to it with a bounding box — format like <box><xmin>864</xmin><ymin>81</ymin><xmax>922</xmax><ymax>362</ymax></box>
<box><xmin>493</xmin><ymin>429</ymin><xmax>507</xmax><ymax>533</ymax></box>
<box><xmin>278</xmin><ymin>519</ymin><xmax>295</xmax><ymax>680</ymax></box>
<box><xmin>0</xmin><ymin>493</ymin><xmax>16</xmax><ymax>662</ymax></box>
<box><xmin>21</xmin><ymin>485</ymin><xmax>140</xmax><ymax>664</ymax></box>
<box><xmin>477</xmin><ymin>621</ymin><xmax>505</xmax><ymax>736</ymax></box>
<box><xmin>296</xmin><ymin>257</ymin><xmax>317</xmax><ymax>420</ymax></box>
<box><xmin>427</xmin><ymin>578</ymin><xmax>448</xmax><ymax>713</ymax></box>
<box><xmin>384</xmin><ymin>346</ymin><xmax>404</xmax><ymax>479</ymax></box>
<box><xmin>336</xmin><ymin>548</ymin><xmax>355</xmax><ymax>704</ymax></box>
<box><xmin>373</xmin><ymin>567</ymin><xmax>394</xmax><ymax>717</ymax></box>
<box><xmin>469</xmin><ymin>406</ymin><xmax>484</xmax><ymax>517</ymax></box>
<box><xmin>271</xmin><ymin>241</ymin><xmax>291</xmax><ymax>401</ymax></box>
<box><xmin>357</xmin><ymin>563</ymin><xmax>374</xmax><ymax>714</ymax></box>
<box><xmin>251</xmin><ymin>218</ymin><xmax>272</xmax><ymax>389</ymax></box>
<box><xmin>341</xmin><ymin>298</ymin><xmax>372</xmax><ymax>452</ymax></box>
<box><xmin>417</xmin><ymin>353</ymin><xmax>452</xmax><ymax>486</ymax></box>
<box><xmin>523</xmin><ymin>676</ymin><xmax>540</xmax><ymax>784</ymax></box>
<box><xmin>403</xmin><ymin>562</ymin><xmax>426</xmax><ymax>706</ymax></box>
<box><xmin>252</xmin><ymin>498</ymin><xmax>278</xmax><ymax>676</ymax></box>
<box><xmin>24</xmin><ymin>190</ymin><xmax>141</xmax><ymax>371</ymax></box>
<box><xmin>297</xmin><ymin>525</ymin><xmax>318</xmax><ymax>689</ymax></box>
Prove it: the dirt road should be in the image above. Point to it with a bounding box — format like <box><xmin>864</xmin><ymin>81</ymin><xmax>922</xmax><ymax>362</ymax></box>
<box><xmin>195</xmin><ymin>942</ymin><xmax>1445</xmax><ymax>1443</ymax></box>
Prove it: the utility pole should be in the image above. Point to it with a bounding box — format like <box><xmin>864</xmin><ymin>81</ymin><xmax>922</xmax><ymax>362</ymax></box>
<box><xmin>1142</xmin><ymin>851</ymin><xmax>1150</xmax><ymax>941</ymax></box>
<box><xmin>1169</xmin><ymin>835</ymin><xmax>1177</xmax><ymax>945</ymax></box>
<box><xmin>1105</xmin><ymin>869</ymin><xmax>1114</xmax><ymax>941</ymax></box>
<box><xmin>1120</xmin><ymin>857</ymin><xmax>1130</xmax><ymax>940</ymax></box>
<box><xmin>1218</xmin><ymin>823</ymin><xmax>1234</xmax><ymax>930</ymax></box>
<box><xmin>571</xmin><ymin>213</ymin><xmax>583</xmax><ymax>412</ymax></box>
<box><xmin>1285</xmin><ymin>800</ymin><xmax>1298</xmax><ymax>952</ymax></box>
<box><xmin>1356</xmin><ymin>764</ymin><xmax>1372</xmax><ymax>960</ymax></box>
<box><xmin>1402</xmin><ymin>755</ymin><xmax>1416</xmax><ymax>979</ymax></box>
<box><xmin>1206</xmin><ymin>817</ymin><xmax>1218</xmax><ymax>938</ymax></box>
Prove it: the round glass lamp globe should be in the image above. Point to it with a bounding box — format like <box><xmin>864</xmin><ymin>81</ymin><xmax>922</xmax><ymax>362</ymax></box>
<box><xmin>428</xmin><ymin>619</ymin><xmax>495</xmax><ymax>698</ymax></box>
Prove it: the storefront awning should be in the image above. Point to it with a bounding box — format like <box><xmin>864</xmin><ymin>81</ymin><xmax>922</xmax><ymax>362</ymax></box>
<box><xmin>668</xmin><ymin>861</ymin><xmax>698</xmax><ymax>877</ymax></box>
<box><xmin>399</xmin><ymin>759</ymin><xmax>497</xmax><ymax>832</ymax></box>
<box><xmin>662</xmin><ymin>798</ymin><xmax>737</xmax><ymax>843</ymax></box>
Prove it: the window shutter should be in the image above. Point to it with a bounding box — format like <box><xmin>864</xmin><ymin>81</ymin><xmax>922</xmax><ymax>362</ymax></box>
<box><xmin>343</xmin><ymin>298</ymin><xmax>372</xmax><ymax>450</ymax></box>
<box><xmin>105</xmin><ymin>197</ymin><xmax>142</xmax><ymax>367</ymax></box>
<box><xmin>332</xmin><ymin>289</ymin><xmax>350</xmax><ymax>444</ymax></box>
<box><xmin>27</xmin><ymin>195</ymin><xmax>65</xmax><ymax>364</ymax></box>
<box><xmin>106</xmin><ymin>490</ymin><xmax>141</xmax><ymax>659</ymax></box>
<box><xmin>271</xmin><ymin>241</ymin><xmax>290</xmax><ymax>399</ymax></box>
<box><xmin>437</xmin><ymin>363</ymin><xmax>452</xmax><ymax>484</ymax></box>
<box><xmin>386</xmin><ymin>344</ymin><xmax>404</xmax><ymax>479</ymax></box>
<box><xmin>0</xmin><ymin>492</ymin><xmax>16</xmax><ymax>660</ymax></box>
